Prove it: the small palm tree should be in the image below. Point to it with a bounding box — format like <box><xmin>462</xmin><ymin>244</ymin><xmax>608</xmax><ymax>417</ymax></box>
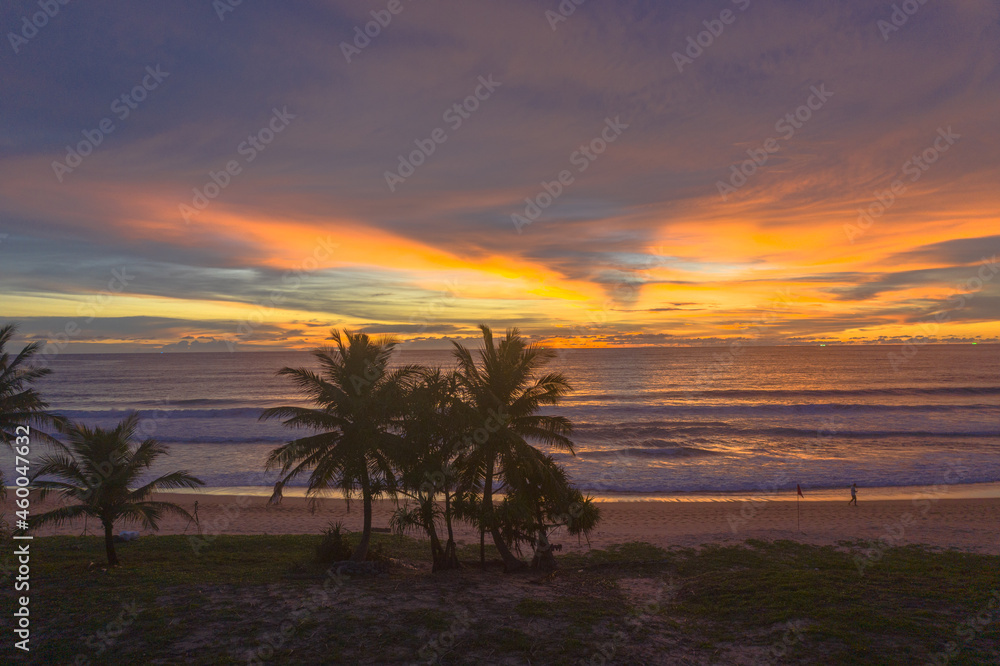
<box><xmin>497</xmin><ymin>451</ymin><xmax>600</xmax><ymax>571</ymax></box>
<box><xmin>452</xmin><ymin>325</ymin><xmax>576</xmax><ymax>571</ymax></box>
<box><xmin>262</xmin><ymin>330</ymin><xmax>421</xmax><ymax>562</ymax></box>
<box><xmin>30</xmin><ymin>414</ymin><xmax>203</xmax><ymax>566</ymax></box>
<box><xmin>0</xmin><ymin>323</ymin><xmax>65</xmax><ymax>498</ymax></box>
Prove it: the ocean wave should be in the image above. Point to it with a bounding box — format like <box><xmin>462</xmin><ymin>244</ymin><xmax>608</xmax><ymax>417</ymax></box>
<box><xmin>572</xmin><ymin>423</ymin><xmax>1000</xmax><ymax>440</ymax></box>
<box><xmin>59</xmin><ymin>407</ymin><xmax>272</xmax><ymax>420</ymax></box>
<box><xmin>581</xmin><ymin>446</ymin><xmax>724</xmax><ymax>459</ymax></box>
<box><xmin>154</xmin><ymin>436</ymin><xmax>289</xmax><ymax>445</ymax></box>
<box><xmin>58</xmin><ymin>401</ymin><xmax>998</xmax><ymax>422</ymax></box>
<box><xmin>560</xmin><ymin>403</ymin><xmax>999</xmax><ymax>417</ymax></box>
<box><xmin>569</xmin><ymin>386</ymin><xmax>1000</xmax><ymax>401</ymax></box>
<box><xmin>751</xmin><ymin>427</ymin><xmax>999</xmax><ymax>439</ymax></box>
<box><xmin>572</xmin><ymin>476</ymin><xmax>1000</xmax><ymax>494</ymax></box>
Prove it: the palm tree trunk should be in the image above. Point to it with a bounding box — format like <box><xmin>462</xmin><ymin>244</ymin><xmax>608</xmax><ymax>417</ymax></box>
<box><xmin>351</xmin><ymin>469</ymin><xmax>373</xmax><ymax>562</ymax></box>
<box><xmin>482</xmin><ymin>456</ymin><xmax>524</xmax><ymax>572</ymax></box>
<box><xmin>429</xmin><ymin>524</ymin><xmax>444</xmax><ymax>572</ymax></box>
<box><xmin>103</xmin><ymin>520</ymin><xmax>119</xmax><ymax>566</ymax></box>
<box><xmin>532</xmin><ymin>508</ymin><xmax>556</xmax><ymax>571</ymax></box>
<box><xmin>443</xmin><ymin>490</ymin><xmax>460</xmax><ymax>569</ymax></box>
<box><xmin>421</xmin><ymin>488</ymin><xmax>445</xmax><ymax>570</ymax></box>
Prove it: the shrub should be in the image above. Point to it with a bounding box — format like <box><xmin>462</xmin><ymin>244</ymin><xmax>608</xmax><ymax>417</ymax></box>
<box><xmin>314</xmin><ymin>522</ymin><xmax>353</xmax><ymax>564</ymax></box>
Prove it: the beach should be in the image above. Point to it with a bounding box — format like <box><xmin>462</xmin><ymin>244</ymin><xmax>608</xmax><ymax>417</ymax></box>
<box><xmin>15</xmin><ymin>491</ymin><xmax>1000</xmax><ymax>555</ymax></box>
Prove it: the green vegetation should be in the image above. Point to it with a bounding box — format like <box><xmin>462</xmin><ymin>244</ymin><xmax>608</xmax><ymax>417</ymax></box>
<box><xmin>264</xmin><ymin>326</ymin><xmax>600</xmax><ymax>572</ymax></box>
<box><xmin>261</xmin><ymin>329</ymin><xmax>422</xmax><ymax>563</ymax></box>
<box><xmin>28</xmin><ymin>413</ymin><xmax>204</xmax><ymax>565</ymax></box>
<box><xmin>391</xmin><ymin>368</ymin><xmax>466</xmax><ymax>571</ymax></box>
<box><xmin>0</xmin><ymin>322</ymin><xmax>64</xmax><ymax>502</ymax></box>
<box><xmin>13</xmin><ymin>323</ymin><xmax>598</xmax><ymax>574</ymax></box>
<box><xmin>451</xmin><ymin>325</ymin><xmax>599</xmax><ymax>572</ymax></box>
<box><xmin>2</xmin><ymin>534</ymin><xmax>997</xmax><ymax>664</ymax></box>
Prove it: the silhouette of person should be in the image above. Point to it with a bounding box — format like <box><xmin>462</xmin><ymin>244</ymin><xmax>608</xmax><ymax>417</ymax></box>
<box><xmin>849</xmin><ymin>483</ymin><xmax>858</xmax><ymax>506</ymax></box>
<box><xmin>268</xmin><ymin>481</ymin><xmax>284</xmax><ymax>506</ymax></box>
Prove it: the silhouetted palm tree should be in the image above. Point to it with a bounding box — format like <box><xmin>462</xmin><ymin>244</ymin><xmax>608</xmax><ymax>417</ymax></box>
<box><xmin>497</xmin><ymin>450</ymin><xmax>600</xmax><ymax>571</ymax></box>
<box><xmin>0</xmin><ymin>323</ymin><xmax>64</xmax><ymax>499</ymax></box>
<box><xmin>262</xmin><ymin>330</ymin><xmax>421</xmax><ymax>562</ymax></box>
<box><xmin>30</xmin><ymin>413</ymin><xmax>203</xmax><ymax>566</ymax></box>
<box><xmin>392</xmin><ymin>369</ymin><xmax>466</xmax><ymax>571</ymax></box>
<box><xmin>452</xmin><ymin>325</ymin><xmax>576</xmax><ymax>571</ymax></box>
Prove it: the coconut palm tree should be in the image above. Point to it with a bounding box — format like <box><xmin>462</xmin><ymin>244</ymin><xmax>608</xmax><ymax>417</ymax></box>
<box><xmin>262</xmin><ymin>330</ymin><xmax>421</xmax><ymax>562</ymax></box>
<box><xmin>452</xmin><ymin>325</ymin><xmax>577</xmax><ymax>571</ymax></box>
<box><xmin>29</xmin><ymin>413</ymin><xmax>203</xmax><ymax>566</ymax></box>
<box><xmin>391</xmin><ymin>369</ymin><xmax>467</xmax><ymax>571</ymax></box>
<box><xmin>0</xmin><ymin>323</ymin><xmax>64</xmax><ymax>499</ymax></box>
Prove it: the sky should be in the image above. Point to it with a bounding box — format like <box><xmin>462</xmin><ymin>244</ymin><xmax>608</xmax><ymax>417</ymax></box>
<box><xmin>1</xmin><ymin>0</ymin><xmax>998</xmax><ymax>352</ymax></box>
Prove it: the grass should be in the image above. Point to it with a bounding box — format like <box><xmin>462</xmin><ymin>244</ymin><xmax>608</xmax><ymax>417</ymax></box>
<box><xmin>1</xmin><ymin>532</ymin><xmax>998</xmax><ymax>664</ymax></box>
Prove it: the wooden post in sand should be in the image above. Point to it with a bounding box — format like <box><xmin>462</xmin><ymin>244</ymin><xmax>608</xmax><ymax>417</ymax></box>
<box><xmin>796</xmin><ymin>484</ymin><xmax>804</xmax><ymax>532</ymax></box>
<box><xmin>184</xmin><ymin>501</ymin><xmax>200</xmax><ymax>534</ymax></box>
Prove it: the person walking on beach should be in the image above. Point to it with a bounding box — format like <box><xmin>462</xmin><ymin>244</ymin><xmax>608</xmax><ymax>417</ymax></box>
<box><xmin>268</xmin><ymin>480</ymin><xmax>284</xmax><ymax>506</ymax></box>
<box><xmin>849</xmin><ymin>482</ymin><xmax>858</xmax><ymax>506</ymax></box>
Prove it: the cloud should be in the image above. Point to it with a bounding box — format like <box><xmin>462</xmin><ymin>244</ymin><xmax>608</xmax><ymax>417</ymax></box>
<box><xmin>2</xmin><ymin>0</ymin><xmax>998</xmax><ymax>349</ymax></box>
<box><xmin>892</xmin><ymin>235</ymin><xmax>1000</xmax><ymax>266</ymax></box>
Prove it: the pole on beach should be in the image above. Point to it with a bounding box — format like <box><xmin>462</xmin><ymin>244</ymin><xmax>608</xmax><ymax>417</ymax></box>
<box><xmin>183</xmin><ymin>501</ymin><xmax>200</xmax><ymax>534</ymax></box>
<box><xmin>796</xmin><ymin>484</ymin><xmax>804</xmax><ymax>532</ymax></box>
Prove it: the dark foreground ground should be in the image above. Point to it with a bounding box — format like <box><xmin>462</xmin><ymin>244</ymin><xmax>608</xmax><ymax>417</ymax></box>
<box><xmin>2</xmin><ymin>533</ymin><xmax>998</xmax><ymax>664</ymax></box>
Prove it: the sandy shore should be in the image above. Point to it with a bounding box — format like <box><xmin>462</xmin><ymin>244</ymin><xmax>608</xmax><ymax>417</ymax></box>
<box><xmin>11</xmin><ymin>491</ymin><xmax>1000</xmax><ymax>554</ymax></box>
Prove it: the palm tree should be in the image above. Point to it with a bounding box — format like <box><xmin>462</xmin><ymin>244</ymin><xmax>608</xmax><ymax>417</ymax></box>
<box><xmin>391</xmin><ymin>369</ymin><xmax>467</xmax><ymax>571</ymax></box>
<box><xmin>29</xmin><ymin>413</ymin><xmax>203</xmax><ymax>566</ymax></box>
<box><xmin>497</xmin><ymin>450</ymin><xmax>600</xmax><ymax>571</ymax></box>
<box><xmin>262</xmin><ymin>330</ymin><xmax>421</xmax><ymax>562</ymax></box>
<box><xmin>452</xmin><ymin>325</ymin><xmax>576</xmax><ymax>571</ymax></box>
<box><xmin>0</xmin><ymin>323</ymin><xmax>64</xmax><ymax>499</ymax></box>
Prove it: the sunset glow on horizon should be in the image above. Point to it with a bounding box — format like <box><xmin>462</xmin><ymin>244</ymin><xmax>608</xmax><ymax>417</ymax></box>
<box><xmin>2</xmin><ymin>0</ymin><xmax>998</xmax><ymax>351</ymax></box>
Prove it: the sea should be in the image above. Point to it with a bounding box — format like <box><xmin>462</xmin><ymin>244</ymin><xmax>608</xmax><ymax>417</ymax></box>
<box><xmin>8</xmin><ymin>345</ymin><xmax>1000</xmax><ymax>501</ymax></box>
